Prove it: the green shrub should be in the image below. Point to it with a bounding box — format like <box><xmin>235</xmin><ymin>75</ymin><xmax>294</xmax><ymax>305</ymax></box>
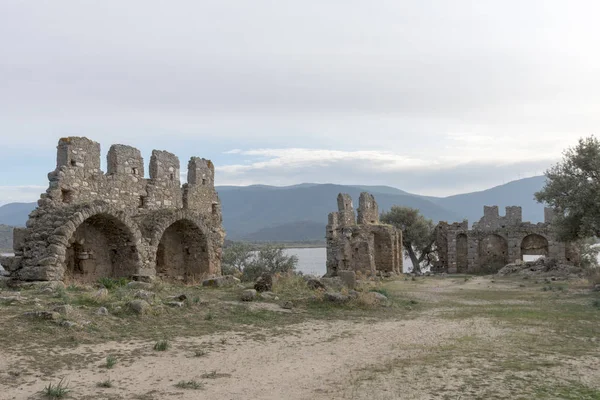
<box><xmin>153</xmin><ymin>339</ymin><xmax>170</xmax><ymax>351</ymax></box>
<box><xmin>43</xmin><ymin>378</ymin><xmax>70</xmax><ymax>398</ymax></box>
<box><xmin>98</xmin><ymin>277</ymin><xmax>129</xmax><ymax>290</ymax></box>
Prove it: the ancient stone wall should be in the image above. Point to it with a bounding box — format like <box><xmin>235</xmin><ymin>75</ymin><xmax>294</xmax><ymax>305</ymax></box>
<box><xmin>437</xmin><ymin>206</ymin><xmax>577</xmax><ymax>274</ymax></box>
<box><xmin>0</xmin><ymin>137</ymin><xmax>225</xmax><ymax>283</ymax></box>
<box><xmin>326</xmin><ymin>192</ymin><xmax>402</xmax><ymax>276</ymax></box>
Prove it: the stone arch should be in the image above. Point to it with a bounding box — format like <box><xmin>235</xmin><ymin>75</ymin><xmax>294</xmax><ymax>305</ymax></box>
<box><xmin>148</xmin><ymin>210</ymin><xmax>212</xmax><ymax>281</ymax></box>
<box><xmin>456</xmin><ymin>233</ymin><xmax>468</xmax><ymax>273</ymax></box>
<box><xmin>521</xmin><ymin>234</ymin><xmax>549</xmax><ymax>260</ymax></box>
<box><xmin>57</xmin><ymin>205</ymin><xmax>143</xmax><ymax>283</ymax></box>
<box><xmin>478</xmin><ymin>234</ymin><xmax>508</xmax><ymax>273</ymax></box>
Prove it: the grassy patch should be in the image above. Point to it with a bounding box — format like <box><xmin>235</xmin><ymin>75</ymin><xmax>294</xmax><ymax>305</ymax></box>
<box><xmin>153</xmin><ymin>339</ymin><xmax>170</xmax><ymax>351</ymax></box>
<box><xmin>43</xmin><ymin>378</ymin><xmax>70</xmax><ymax>398</ymax></box>
<box><xmin>175</xmin><ymin>380</ymin><xmax>204</xmax><ymax>390</ymax></box>
<box><xmin>105</xmin><ymin>355</ymin><xmax>117</xmax><ymax>369</ymax></box>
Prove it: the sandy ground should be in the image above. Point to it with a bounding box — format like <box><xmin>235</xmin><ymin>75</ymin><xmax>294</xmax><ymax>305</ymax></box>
<box><xmin>1</xmin><ymin>315</ymin><xmax>508</xmax><ymax>400</ymax></box>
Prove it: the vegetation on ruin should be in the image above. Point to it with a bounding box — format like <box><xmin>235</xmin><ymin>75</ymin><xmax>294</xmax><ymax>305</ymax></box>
<box><xmin>380</xmin><ymin>206</ymin><xmax>437</xmax><ymax>273</ymax></box>
<box><xmin>222</xmin><ymin>243</ymin><xmax>299</xmax><ymax>281</ymax></box>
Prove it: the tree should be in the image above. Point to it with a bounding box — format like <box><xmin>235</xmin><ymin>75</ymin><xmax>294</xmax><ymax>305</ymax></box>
<box><xmin>241</xmin><ymin>244</ymin><xmax>298</xmax><ymax>282</ymax></box>
<box><xmin>535</xmin><ymin>136</ymin><xmax>600</xmax><ymax>241</ymax></box>
<box><xmin>380</xmin><ymin>206</ymin><xmax>436</xmax><ymax>274</ymax></box>
<box><xmin>221</xmin><ymin>242</ymin><xmax>253</xmax><ymax>275</ymax></box>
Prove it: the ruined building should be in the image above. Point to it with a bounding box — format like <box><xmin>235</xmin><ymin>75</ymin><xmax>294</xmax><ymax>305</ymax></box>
<box><xmin>0</xmin><ymin>137</ymin><xmax>225</xmax><ymax>282</ymax></box>
<box><xmin>326</xmin><ymin>192</ymin><xmax>403</xmax><ymax>276</ymax></box>
<box><xmin>436</xmin><ymin>206</ymin><xmax>578</xmax><ymax>273</ymax></box>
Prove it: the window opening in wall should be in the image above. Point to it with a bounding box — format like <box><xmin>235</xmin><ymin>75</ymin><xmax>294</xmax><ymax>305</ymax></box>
<box><xmin>70</xmin><ymin>159</ymin><xmax>77</xmax><ymax>167</ymax></box>
<box><xmin>212</xmin><ymin>203</ymin><xmax>218</xmax><ymax>215</ymax></box>
<box><xmin>139</xmin><ymin>196</ymin><xmax>147</xmax><ymax>208</ymax></box>
<box><xmin>132</xmin><ymin>167</ymin><xmax>138</xmax><ymax>175</ymax></box>
<box><xmin>61</xmin><ymin>189</ymin><xmax>74</xmax><ymax>204</ymax></box>
<box><xmin>202</xmin><ymin>178</ymin><xmax>207</xmax><ymax>185</ymax></box>
<box><xmin>170</xmin><ymin>173</ymin><xmax>174</xmax><ymax>181</ymax></box>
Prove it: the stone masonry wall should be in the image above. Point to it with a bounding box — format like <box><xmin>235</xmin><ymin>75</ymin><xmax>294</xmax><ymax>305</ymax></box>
<box><xmin>326</xmin><ymin>192</ymin><xmax>402</xmax><ymax>276</ymax></box>
<box><xmin>437</xmin><ymin>206</ymin><xmax>577</xmax><ymax>274</ymax></box>
<box><xmin>0</xmin><ymin>137</ymin><xmax>225</xmax><ymax>282</ymax></box>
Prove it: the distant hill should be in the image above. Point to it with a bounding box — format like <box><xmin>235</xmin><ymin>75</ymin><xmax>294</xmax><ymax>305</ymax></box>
<box><xmin>0</xmin><ymin>176</ymin><xmax>548</xmax><ymax>243</ymax></box>
<box><xmin>429</xmin><ymin>176</ymin><xmax>547</xmax><ymax>224</ymax></box>
<box><xmin>0</xmin><ymin>224</ymin><xmax>13</xmax><ymax>251</ymax></box>
<box><xmin>0</xmin><ymin>202</ymin><xmax>35</xmax><ymax>227</ymax></box>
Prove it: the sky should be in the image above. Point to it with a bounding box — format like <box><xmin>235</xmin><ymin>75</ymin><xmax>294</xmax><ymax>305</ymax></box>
<box><xmin>1</xmin><ymin>0</ymin><xmax>599</xmax><ymax>205</ymax></box>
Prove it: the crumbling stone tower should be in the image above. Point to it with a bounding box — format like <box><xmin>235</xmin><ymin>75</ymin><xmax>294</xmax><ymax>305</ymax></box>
<box><xmin>326</xmin><ymin>192</ymin><xmax>402</xmax><ymax>276</ymax></box>
<box><xmin>0</xmin><ymin>137</ymin><xmax>225</xmax><ymax>283</ymax></box>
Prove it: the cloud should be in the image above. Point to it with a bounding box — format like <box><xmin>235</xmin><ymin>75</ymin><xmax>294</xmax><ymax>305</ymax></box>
<box><xmin>0</xmin><ymin>186</ymin><xmax>46</xmax><ymax>206</ymax></box>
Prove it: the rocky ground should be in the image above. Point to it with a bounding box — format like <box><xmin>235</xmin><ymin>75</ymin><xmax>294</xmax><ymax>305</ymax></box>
<box><xmin>0</xmin><ymin>274</ymin><xmax>599</xmax><ymax>399</ymax></box>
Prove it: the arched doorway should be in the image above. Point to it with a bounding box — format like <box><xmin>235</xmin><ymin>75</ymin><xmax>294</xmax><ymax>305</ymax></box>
<box><xmin>456</xmin><ymin>234</ymin><xmax>468</xmax><ymax>273</ymax></box>
<box><xmin>64</xmin><ymin>213</ymin><xmax>140</xmax><ymax>283</ymax></box>
<box><xmin>521</xmin><ymin>234</ymin><xmax>549</xmax><ymax>261</ymax></box>
<box><xmin>156</xmin><ymin>219</ymin><xmax>209</xmax><ymax>281</ymax></box>
<box><xmin>478</xmin><ymin>234</ymin><xmax>508</xmax><ymax>273</ymax></box>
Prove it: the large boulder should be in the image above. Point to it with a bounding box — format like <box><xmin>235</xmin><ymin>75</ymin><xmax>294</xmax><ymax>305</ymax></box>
<box><xmin>337</xmin><ymin>270</ymin><xmax>356</xmax><ymax>289</ymax></box>
<box><xmin>306</xmin><ymin>278</ymin><xmax>326</xmax><ymax>290</ymax></box>
<box><xmin>324</xmin><ymin>292</ymin><xmax>350</xmax><ymax>303</ymax></box>
<box><xmin>241</xmin><ymin>289</ymin><xmax>258</xmax><ymax>302</ymax></box>
<box><xmin>202</xmin><ymin>275</ymin><xmax>241</xmax><ymax>288</ymax></box>
<box><xmin>128</xmin><ymin>300</ymin><xmax>150</xmax><ymax>314</ymax></box>
<box><xmin>254</xmin><ymin>273</ymin><xmax>273</xmax><ymax>293</ymax></box>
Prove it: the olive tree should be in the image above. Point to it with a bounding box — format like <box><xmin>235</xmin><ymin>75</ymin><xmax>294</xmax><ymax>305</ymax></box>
<box><xmin>380</xmin><ymin>206</ymin><xmax>436</xmax><ymax>274</ymax></box>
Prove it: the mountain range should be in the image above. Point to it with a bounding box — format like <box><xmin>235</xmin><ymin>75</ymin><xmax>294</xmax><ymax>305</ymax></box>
<box><xmin>0</xmin><ymin>176</ymin><xmax>547</xmax><ymax>245</ymax></box>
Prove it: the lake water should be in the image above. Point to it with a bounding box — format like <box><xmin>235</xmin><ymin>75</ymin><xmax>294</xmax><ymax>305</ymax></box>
<box><xmin>285</xmin><ymin>247</ymin><xmax>414</xmax><ymax>276</ymax></box>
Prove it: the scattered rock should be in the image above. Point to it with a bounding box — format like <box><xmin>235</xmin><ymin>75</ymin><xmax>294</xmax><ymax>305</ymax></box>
<box><xmin>39</xmin><ymin>287</ymin><xmax>54</xmax><ymax>294</ymax></box>
<box><xmin>127</xmin><ymin>281</ymin><xmax>153</xmax><ymax>290</ymax></box>
<box><xmin>371</xmin><ymin>292</ymin><xmax>388</xmax><ymax>303</ymax></box>
<box><xmin>240</xmin><ymin>289</ymin><xmax>257</xmax><ymax>302</ymax></box>
<box><xmin>254</xmin><ymin>273</ymin><xmax>273</xmax><ymax>292</ymax></box>
<box><xmin>348</xmin><ymin>290</ymin><xmax>360</xmax><ymax>299</ymax></box>
<box><xmin>59</xmin><ymin>320</ymin><xmax>78</xmax><ymax>328</ymax></box>
<box><xmin>165</xmin><ymin>301</ymin><xmax>184</xmax><ymax>308</ymax></box>
<box><xmin>259</xmin><ymin>291</ymin><xmax>279</xmax><ymax>300</ymax></box>
<box><xmin>324</xmin><ymin>292</ymin><xmax>350</xmax><ymax>303</ymax></box>
<box><xmin>498</xmin><ymin>257</ymin><xmax>583</xmax><ymax>279</ymax></box>
<box><xmin>134</xmin><ymin>290</ymin><xmax>155</xmax><ymax>302</ymax></box>
<box><xmin>281</xmin><ymin>301</ymin><xmax>294</xmax><ymax>309</ymax></box>
<box><xmin>96</xmin><ymin>307</ymin><xmax>109</xmax><ymax>315</ymax></box>
<box><xmin>53</xmin><ymin>304</ymin><xmax>73</xmax><ymax>315</ymax></box>
<box><xmin>337</xmin><ymin>270</ymin><xmax>356</xmax><ymax>289</ymax></box>
<box><xmin>94</xmin><ymin>288</ymin><xmax>109</xmax><ymax>299</ymax></box>
<box><xmin>175</xmin><ymin>294</ymin><xmax>187</xmax><ymax>301</ymax></box>
<box><xmin>23</xmin><ymin>311</ymin><xmax>60</xmax><ymax>320</ymax></box>
<box><xmin>306</xmin><ymin>278</ymin><xmax>327</xmax><ymax>290</ymax></box>
<box><xmin>320</xmin><ymin>277</ymin><xmax>343</xmax><ymax>291</ymax></box>
<box><xmin>202</xmin><ymin>275</ymin><xmax>241</xmax><ymax>288</ymax></box>
<box><xmin>593</xmin><ymin>284</ymin><xmax>600</xmax><ymax>292</ymax></box>
<box><xmin>128</xmin><ymin>300</ymin><xmax>150</xmax><ymax>314</ymax></box>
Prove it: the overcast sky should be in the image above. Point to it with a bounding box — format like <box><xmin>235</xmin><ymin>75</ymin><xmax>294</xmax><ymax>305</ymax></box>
<box><xmin>1</xmin><ymin>0</ymin><xmax>599</xmax><ymax>205</ymax></box>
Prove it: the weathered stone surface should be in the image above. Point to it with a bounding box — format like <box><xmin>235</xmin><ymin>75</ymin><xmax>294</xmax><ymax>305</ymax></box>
<box><xmin>96</xmin><ymin>307</ymin><xmax>109</xmax><ymax>315</ymax></box>
<box><xmin>281</xmin><ymin>301</ymin><xmax>294</xmax><ymax>309</ymax></box>
<box><xmin>202</xmin><ymin>275</ymin><xmax>240</xmax><ymax>288</ymax></box>
<box><xmin>94</xmin><ymin>288</ymin><xmax>109</xmax><ymax>299</ymax></box>
<box><xmin>337</xmin><ymin>270</ymin><xmax>356</xmax><ymax>289</ymax></box>
<box><xmin>127</xmin><ymin>281</ymin><xmax>153</xmax><ymax>290</ymax></box>
<box><xmin>320</xmin><ymin>277</ymin><xmax>343</xmax><ymax>291</ymax></box>
<box><xmin>165</xmin><ymin>301</ymin><xmax>184</xmax><ymax>307</ymax></box>
<box><xmin>134</xmin><ymin>290</ymin><xmax>155</xmax><ymax>301</ymax></box>
<box><xmin>326</xmin><ymin>192</ymin><xmax>402</xmax><ymax>277</ymax></box>
<box><xmin>59</xmin><ymin>320</ymin><xmax>78</xmax><ymax>328</ymax></box>
<box><xmin>254</xmin><ymin>273</ymin><xmax>273</xmax><ymax>293</ymax></box>
<box><xmin>23</xmin><ymin>311</ymin><xmax>60</xmax><ymax>320</ymax></box>
<box><xmin>259</xmin><ymin>291</ymin><xmax>279</xmax><ymax>300</ymax></box>
<box><xmin>240</xmin><ymin>289</ymin><xmax>257</xmax><ymax>302</ymax></box>
<box><xmin>371</xmin><ymin>292</ymin><xmax>388</xmax><ymax>303</ymax></box>
<box><xmin>128</xmin><ymin>300</ymin><xmax>150</xmax><ymax>314</ymax></box>
<box><xmin>53</xmin><ymin>304</ymin><xmax>73</xmax><ymax>315</ymax></box>
<box><xmin>324</xmin><ymin>292</ymin><xmax>350</xmax><ymax>303</ymax></box>
<box><xmin>3</xmin><ymin>136</ymin><xmax>225</xmax><ymax>284</ymax></box>
<box><xmin>306</xmin><ymin>278</ymin><xmax>326</xmax><ymax>290</ymax></box>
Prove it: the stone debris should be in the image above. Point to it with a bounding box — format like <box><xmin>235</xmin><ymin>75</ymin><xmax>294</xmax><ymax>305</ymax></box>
<box><xmin>128</xmin><ymin>300</ymin><xmax>151</xmax><ymax>314</ymax></box>
<box><xmin>498</xmin><ymin>257</ymin><xmax>583</xmax><ymax>278</ymax></box>
<box><xmin>306</xmin><ymin>278</ymin><xmax>326</xmax><ymax>290</ymax></box>
<box><xmin>202</xmin><ymin>275</ymin><xmax>240</xmax><ymax>288</ymax></box>
<box><xmin>96</xmin><ymin>307</ymin><xmax>109</xmax><ymax>315</ymax></box>
<box><xmin>165</xmin><ymin>301</ymin><xmax>185</xmax><ymax>307</ymax></box>
<box><xmin>23</xmin><ymin>311</ymin><xmax>60</xmax><ymax>320</ymax></box>
<box><xmin>259</xmin><ymin>291</ymin><xmax>279</xmax><ymax>301</ymax></box>
<box><xmin>337</xmin><ymin>270</ymin><xmax>356</xmax><ymax>289</ymax></box>
<box><xmin>324</xmin><ymin>292</ymin><xmax>350</xmax><ymax>303</ymax></box>
<box><xmin>53</xmin><ymin>304</ymin><xmax>73</xmax><ymax>315</ymax></box>
<box><xmin>254</xmin><ymin>273</ymin><xmax>273</xmax><ymax>293</ymax></box>
<box><xmin>134</xmin><ymin>290</ymin><xmax>155</xmax><ymax>301</ymax></box>
<box><xmin>240</xmin><ymin>289</ymin><xmax>258</xmax><ymax>302</ymax></box>
<box><xmin>127</xmin><ymin>281</ymin><xmax>153</xmax><ymax>290</ymax></box>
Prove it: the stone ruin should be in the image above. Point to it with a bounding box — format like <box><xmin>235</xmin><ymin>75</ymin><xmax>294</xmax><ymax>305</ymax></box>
<box><xmin>0</xmin><ymin>137</ymin><xmax>225</xmax><ymax>283</ymax></box>
<box><xmin>436</xmin><ymin>205</ymin><xmax>578</xmax><ymax>274</ymax></box>
<box><xmin>326</xmin><ymin>192</ymin><xmax>403</xmax><ymax>276</ymax></box>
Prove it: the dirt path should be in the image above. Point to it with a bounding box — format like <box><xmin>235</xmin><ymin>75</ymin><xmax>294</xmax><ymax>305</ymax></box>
<box><xmin>1</xmin><ymin>315</ymin><xmax>508</xmax><ymax>400</ymax></box>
